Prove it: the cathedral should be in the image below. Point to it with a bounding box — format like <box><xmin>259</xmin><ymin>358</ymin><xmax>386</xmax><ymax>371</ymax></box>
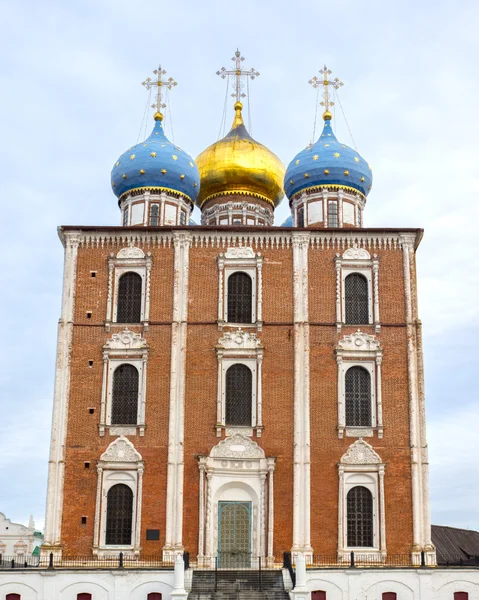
<box><xmin>2</xmin><ymin>54</ymin><xmax>478</xmax><ymax>599</ymax></box>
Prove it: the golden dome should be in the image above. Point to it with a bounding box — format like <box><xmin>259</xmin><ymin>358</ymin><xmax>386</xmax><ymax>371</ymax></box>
<box><xmin>196</xmin><ymin>102</ymin><xmax>285</xmax><ymax>208</ymax></box>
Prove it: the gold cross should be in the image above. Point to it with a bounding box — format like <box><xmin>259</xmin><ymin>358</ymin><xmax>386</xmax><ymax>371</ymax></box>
<box><xmin>142</xmin><ymin>65</ymin><xmax>177</xmax><ymax>121</ymax></box>
<box><xmin>309</xmin><ymin>65</ymin><xmax>343</xmax><ymax>117</ymax></box>
<box><xmin>216</xmin><ymin>49</ymin><xmax>260</xmax><ymax>104</ymax></box>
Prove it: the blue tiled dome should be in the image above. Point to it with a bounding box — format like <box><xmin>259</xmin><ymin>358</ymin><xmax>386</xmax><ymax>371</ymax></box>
<box><xmin>281</xmin><ymin>215</ymin><xmax>293</xmax><ymax>227</ymax></box>
<box><xmin>111</xmin><ymin>117</ymin><xmax>200</xmax><ymax>204</ymax></box>
<box><xmin>284</xmin><ymin>118</ymin><xmax>372</xmax><ymax>201</ymax></box>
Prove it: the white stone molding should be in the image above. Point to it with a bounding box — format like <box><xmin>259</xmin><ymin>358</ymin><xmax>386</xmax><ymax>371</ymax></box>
<box><xmin>43</xmin><ymin>234</ymin><xmax>80</xmax><ymax>557</ymax></box>
<box><xmin>105</xmin><ymin>246</ymin><xmax>153</xmax><ymax>331</ymax></box>
<box><xmin>216</xmin><ymin>329</ymin><xmax>264</xmax><ymax>437</ymax></box>
<box><xmin>338</xmin><ymin>439</ymin><xmax>386</xmax><ymax>561</ymax></box>
<box><xmin>217</xmin><ymin>247</ymin><xmax>263</xmax><ymax>331</ymax></box>
<box><xmin>164</xmin><ymin>232</ymin><xmax>191</xmax><ymax>559</ymax></box>
<box><xmin>334</xmin><ymin>246</ymin><xmax>380</xmax><ymax>333</ymax></box>
<box><xmin>197</xmin><ymin>434</ymin><xmax>275</xmax><ymax>563</ymax></box>
<box><xmin>292</xmin><ymin>232</ymin><xmax>312</xmax><ymax>558</ymax></box>
<box><xmin>336</xmin><ymin>330</ymin><xmax>384</xmax><ymax>439</ymax></box>
<box><xmin>201</xmin><ymin>200</ymin><xmax>274</xmax><ymax>227</ymax></box>
<box><xmin>93</xmin><ymin>437</ymin><xmax>144</xmax><ymax>557</ymax></box>
<box><xmin>99</xmin><ymin>329</ymin><xmax>149</xmax><ymax>437</ymax></box>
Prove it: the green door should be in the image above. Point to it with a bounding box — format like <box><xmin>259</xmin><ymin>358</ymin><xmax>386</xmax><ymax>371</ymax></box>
<box><xmin>218</xmin><ymin>501</ymin><xmax>252</xmax><ymax>567</ymax></box>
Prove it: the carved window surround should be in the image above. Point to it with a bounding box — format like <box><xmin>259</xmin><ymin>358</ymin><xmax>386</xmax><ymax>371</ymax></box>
<box><xmin>338</xmin><ymin>439</ymin><xmax>386</xmax><ymax>562</ymax></box>
<box><xmin>218</xmin><ymin>247</ymin><xmax>263</xmax><ymax>331</ymax></box>
<box><xmin>216</xmin><ymin>329</ymin><xmax>264</xmax><ymax>437</ymax></box>
<box><xmin>336</xmin><ymin>330</ymin><xmax>383</xmax><ymax>439</ymax></box>
<box><xmin>93</xmin><ymin>437</ymin><xmax>144</xmax><ymax>558</ymax></box>
<box><xmin>106</xmin><ymin>246</ymin><xmax>152</xmax><ymax>331</ymax></box>
<box><xmin>99</xmin><ymin>329</ymin><xmax>148</xmax><ymax>437</ymax></box>
<box><xmin>334</xmin><ymin>247</ymin><xmax>380</xmax><ymax>333</ymax></box>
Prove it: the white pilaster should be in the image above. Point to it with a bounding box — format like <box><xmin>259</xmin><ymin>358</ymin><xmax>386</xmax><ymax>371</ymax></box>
<box><xmin>267</xmin><ymin>458</ymin><xmax>275</xmax><ymax>564</ymax></box>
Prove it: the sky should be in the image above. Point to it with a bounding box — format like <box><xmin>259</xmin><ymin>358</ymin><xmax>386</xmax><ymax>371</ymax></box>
<box><xmin>0</xmin><ymin>0</ymin><xmax>478</xmax><ymax>534</ymax></box>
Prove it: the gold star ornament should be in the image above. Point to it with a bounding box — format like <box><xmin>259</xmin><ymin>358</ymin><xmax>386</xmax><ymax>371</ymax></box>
<box><xmin>150</xmin><ymin>152</ymin><xmax>157</xmax><ymax>157</ymax></box>
<box><xmin>122</xmin><ymin>174</ymin><xmax>127</xmax><ymax>179</ymax></box>
<box><xmin>304</xmin><ymin>173</ymin><xmax>310</xmax><ymax>178</ymax></box>
<box><xmin>130</xmin><ymin>154</ymin><xmax>136</xmax><ymax>160</ymax></box>
<box><xmin>334</xmin><ymin>152</ymin><xmax>340</xmax><ymax>158</ymax></box>
<box><xmin>360</xmin><ymin>176</ymin><xmax>365</xmax><ymax>182</ymax></box>
<box><xmin>180</xmin><ymin>174</ymin><xmax>185</xmax><ymax>180</ymax></box>
<box><xmin>344</xmin><ymin>170</ymin><xmax>349</xmax><ymax>176</ymax></box>
<box><xmin>295</xmin><ymin>159</ymin><xmax>300</xmax><ymax>165</ymax></box>
<box><xmin>354</xmin><ymin>157</ymin><xmax>360</xmax><ymax>163</ymax></box>
<box><xmin>172</xmin><ymin>155</ymin><xmax>178</xmax><ymax>161</ymax></box>
<box><xmin>324</xmin><ymin>169</ymin><xmax>330</xmax><ymax>175</ymax></box>
<box><xmin>161</xmin><ymin>169</ymin><xmax>167</xmax><ymax>174</ymax></box>
<box><xmin>313</xmin><ymin>155</ymin><xmax>319</xmax><ymax>161</ymax></box>
<box><xmin>140</xmin><ymin>169</ymin><xmax>145</xmax><ymax>175</ymax></box>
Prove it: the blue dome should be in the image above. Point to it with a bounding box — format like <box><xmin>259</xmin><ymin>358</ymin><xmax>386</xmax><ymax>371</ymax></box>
<box><xmin>284</xmin><ymin>119</ymin><xmax>372</xmax><ymax>201</ymax></box>
<box><xmin>281</xmin><ymin>215</ymin><xmax>293</xmax><ymax>227</ymax></box>
<box><xmin>111</xmin><ymin>118</ymin><xmax>200</xmax><ymax>204</ymax></box>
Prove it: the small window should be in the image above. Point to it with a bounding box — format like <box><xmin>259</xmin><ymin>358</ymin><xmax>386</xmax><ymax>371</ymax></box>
<box><xmin>382</xmin><ymin>594</ymin><xmax>397</xmax><ymax>600</ymax></box>
<box><xmin>149</xmin><ymin>204</ymin><xmax>159</xmax><ymax>226</ymax></box>
<box><xmin>111</xmin><ymin>364</ymin><xmax>139</xmax><ymax>425</ymax></box>
<box><xmin>179</xmin><ymin>210</ymin><xmax>186</xmax><ymax>225</ymax></box>
<box><xmin>328</xmin><ymin>201</ymin><xmax>338</xmax><ymax>227</ymax></box>
<box><xmin>345</xmin><ymin>366</ymin><xmax>372</xmax><ymax>427</ymax></box>
<box><xmin>297</xmin><ymin>206</ymin><xmax>304</xmax><ymax>227</ymax></box>
<box><xmin>77</xmin><ymin>595</ymin><xmax>92</xmax><ymax>600</ymax></box>
<box><xmin>344</xmin><ymin>273</ymin><xmax>369</xmax><ymax>324</ymax></box>
<box><xmin>105</xmin><ymin>484</ymin><xmax>133</xmax><ymax>545</ymax></box>
<box><xmin>6</xmin><ymin>595</ymin><xmax>21</xmax><ymax>600</ymax></box>
<box><xmin>347</xmin><ymin>486</ymin><xmax>373</xmax><ymax>547</ymax></box>
<box><xmin>123</xmin><ymin>209</ymin><xmax>129</xmax><ymax>227</ymax></box>
<box><xmin>147</xmin><ymin>594</ymin><xmax>162</xmax><ymax>600</ymax></box>
<box><xmin>117</xmin><ymin>272</ymin><xmax>142</xmax><ymax>323</ymax></box>
<box><xmin>227</xmin><ymin>272</ymin><xmax>252</xmax><ymax>324</ymax></box>
<box><xmin>225</xmin><ymin>364</ymin><xmax>252</xmax><ymax>426</ymax></box>
<box><xmin>454</xmin><ymin>594</ymin><xmax>469</xmax><ymax>600</ymax></box>
<box><xmin>312</xmin><ymin>592</ymin><xmax>326</xmax><ymax>600</ymax></box>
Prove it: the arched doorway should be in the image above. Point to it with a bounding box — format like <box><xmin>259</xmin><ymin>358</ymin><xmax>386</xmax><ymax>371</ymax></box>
<box><xmin>218</xmin><ymin>501</ymin><xmax>252</xmax><ymax>567</ymax></box>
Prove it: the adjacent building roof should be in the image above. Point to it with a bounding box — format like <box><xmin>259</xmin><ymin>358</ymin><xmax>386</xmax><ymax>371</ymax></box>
<box><xmin>432</xmin><ymin>524</ymin><xmax>479</xmax><ymax>565</ymax></box>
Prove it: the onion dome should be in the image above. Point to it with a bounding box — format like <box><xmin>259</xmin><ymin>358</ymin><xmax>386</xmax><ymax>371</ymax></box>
<box><xmin>111</xmin><ymin>113</ymin><xmax>200</xmax><ymax>205</ymax></box>
<box><xmin>196</xmin><ymin>102</ymin><xmax>285</xmax><ymax>208</ymax></box>
<box><xmin>284</xmin><ymin>114</ymin><xmax>372</xmax><ymax>202</ymax></box>
<box><xmin>281</xmin><ymin>215</ymin><xmax>293</xmax><ymax>227</ymax></box>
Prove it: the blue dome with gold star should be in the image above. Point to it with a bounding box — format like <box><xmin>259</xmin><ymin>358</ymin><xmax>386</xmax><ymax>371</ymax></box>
<box><xmin>111</xmin><ymin>115</ymin><xmax>200</xmax><ymax>204</ymax></box>
<box><xmin>284</xmin><ymin>116</ymin><xmax>372</xmax><ymax>201</ymax></box>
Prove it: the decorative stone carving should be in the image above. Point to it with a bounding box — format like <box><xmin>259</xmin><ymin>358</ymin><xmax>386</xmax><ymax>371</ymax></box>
<box><xmin>117</xmin><ymin>246</ymin><xmax>145</xmax><ymax>259</ymax></box>
<box><xmin>103</xmin><ymin>328</ymin><xmax>148</xmax><ymax>351</ymax></box>
<box><xmin>340</xmin><ymin>438</ymin><xmax>381</xmax><ymax>465</ymax></box>
<box><xmin>337</xmin><ymin>329</ymin><xmax>381</xmax><ymax>352</ymax></box>
<box><xmin>99</xmin><ymin>436</ymin><xmax>143</xmax><ymax>463</ymax></box>
<box><xmin>217</xmin><ymin>328</ymin><xmax>262</xmax><ymax>350</ymax></box>
<box><xmin>343</xmin><ymin>246</ymin><xmax>371</xmax><ymax>260</ymax></box>
<box><xmin>210</xmin><ymin>433</ymin><xmax>265</xmax><ymax>459</ymax></box>
<box><xmin>225</xmin><ymin>247</ymin><xmax>255</xmax><ymax>259</ymax></box>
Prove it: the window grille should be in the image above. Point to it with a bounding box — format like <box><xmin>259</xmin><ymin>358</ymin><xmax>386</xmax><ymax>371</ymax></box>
<box><xmin>123</xmin><ymin>209</ymin><xmax>129</xmax><ymax>227</ymax></box>
<box><xmin>105</xmin><ymin>484</ymin><xmax>133</xmax><ymax>545</ymax></box>
<box><xmin>347</xmin><ymin>486</ymin><xmax>373</xmax><ymax>547</ymax></box>
<box><xmin>111</xmin><ymin>364</ymin><xmax>139</xmax><ymax>425</ymax></box>
<box><xmin>149</xmin><ymin>204</ymin><xmax>159</xmax><ymax>226</ymax></box>
<box><xmin>227</xmin><ymin>272</ymin><xmax>253</xmax><ymax>323</ymax></box>
<box><xmin>117</xmin><ymin>272</ymin><xmax>142</xmax><ymax>323</ymax></box>
<box><xmin>225</xmin><ymin>364</ymin><xmax>252</xmax><ymax>426</ymax></box>
<box><xmin>179</xmin><ymin>210</ymin><xmax>186</xmax><ymax>225</ymax></box>
<box><xmin>345</xmin><ymin>273</ymin><xmax>369</xmax><ymax>324</ymax></box>
<box><xmin>328</xmin><ymin>201</ymin><xmax>338</xmax><ymax>227</ymax></box>
<box><xmin>345</xmin><ymin>366</ymin><xmax>372</xmax><ymax>427</ymax></box>
<box><xmin>297</xmin><ymin>206</ymin><xmax>304</xmax><ymax>227</ymax></box>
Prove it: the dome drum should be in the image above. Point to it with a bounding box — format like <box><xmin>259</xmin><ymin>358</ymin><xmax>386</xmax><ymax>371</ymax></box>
<box><xmin>291</xmin><ymin>187</ymin><xmax>365</xmax><ymax>229</ymax></box>
<box><xmin>120</xmin><ymin>189</ymin><xmax>193</xmax><ymax>227</ymax></box>
<box><xmin>201</xmin><ymin>196</ymin><xmax>274</xmax><ymax>226</ymax></box>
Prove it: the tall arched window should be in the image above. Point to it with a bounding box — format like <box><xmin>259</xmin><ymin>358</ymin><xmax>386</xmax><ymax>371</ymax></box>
<box><xmin>382</xmin><ymin>594</ymin><xmax>397</xmax><ymax>600</ymax></box>
<box><xmin>77</xmin><ymin>594</ymin><xmax>92</xmax><ymax>600</ymax></box>
<box><xmin>345</xmin><ymin>273</ymin><xmax>369</xmax><ymax>324</ymax></box>
<box><xmin>227</xmin><ymin>272</ymin><xmax>252</xmax><ymax>324</ymax></box>
<box><xmin>117</xmin><ymin>272</ymin><xmax>142</xmax><ymax>323</ymax></box>
<box><xmin>149</xmin><ymin>204</ymin><xmax>159</xmax><ymax>226</ymax></box>
<box><xmin>105</xmin><ymin>484</ymin><xmax>133</xmax><ymax>545</ymax></box>
<box><xmin>225</xmin><ymin>364</ymin><xmax>252</xmax><ymax>426</ymax></box>
<box><xmin>345</xmin><ymin>366</ymin><xmax>372</xmax><ymax>427</ymax></box>
<box><xmin>112</xmin><ymin>364</ymin><xmax>139</xmax><ymax>425</ymax></box>
<box><xmin>347</xmin><ymin>486</ymin><xmax>373</xmax><ymax>547</ymax></box>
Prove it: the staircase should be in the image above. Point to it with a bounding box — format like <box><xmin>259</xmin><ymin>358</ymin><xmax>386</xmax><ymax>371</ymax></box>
<box><xmin>188</xmin><ymin>569</ymin><xmax>290</xmax><ymax>599</ymax></box>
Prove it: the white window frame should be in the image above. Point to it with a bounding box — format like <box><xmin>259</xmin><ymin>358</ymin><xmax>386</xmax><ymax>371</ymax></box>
<box><xmin>218</xmin><ymin>247</ymin><xmax>263</xmax><ymax>331</ymax></box>
<box><xmin>99</xmin><ymin>329</ymin><xmax>148</xmax><ymax>437</ymax></box>
<box><xmin>93</xmin><ymin>437</ymin><xmax>144</xmax><ymax>557</ymax></box>
<box><xmin>106</xmin><ymin>247</ymin><xmax>152</xmax><ymax>331</ymax></box>
<box><xmin>338</xmin><ymin>439</ymin><xmax>386</xmax><ymax>563</ymax></box>
<box><xmin>334</xmin><ymin>247</ymin><xmax>380</xmax><ymax>333</ymax></box>
<box><xmin>336</xmin><ymin>330</ymin><xmax>383</xmax><ymax>439</ymax></box>
<box><xmin>216</xmin><ymin>329</ymin><xmax>263</xmax><ymax>437</ymax></box>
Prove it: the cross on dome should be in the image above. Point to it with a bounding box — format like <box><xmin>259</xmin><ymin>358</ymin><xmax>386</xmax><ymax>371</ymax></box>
<box><xmin>216</xmin><ymin>49</ymin><xmax>260</xmax><ymax>105</ymax></box>
<box><xmin>142</xmin><ymin>65</ymin><xmax>178</xmax><ymax>122</ymax></box>
<box><xmin>309</xmin><ymin>65</ymin><xmax>344</xmax><ymax>120</ymax></box>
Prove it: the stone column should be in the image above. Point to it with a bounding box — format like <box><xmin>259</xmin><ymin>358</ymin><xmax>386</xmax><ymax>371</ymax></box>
<box><xmin>267</xmin><ymin>458</ymin><xmax>275</xmax><ymax>564</ymax></box>
<box><xmin>198</xmin><ymin>458</ymin><xmax>206</xmax><ymax>559</ymax></box>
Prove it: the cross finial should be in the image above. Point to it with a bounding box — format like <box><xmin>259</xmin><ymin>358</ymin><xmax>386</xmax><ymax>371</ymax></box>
<box><xmin>216</xmin><ymin>49</ymin><xmax>260</xmax><ymax>105</ymax></box>
<box><xmin>142</xmin><ymin>65</ymin><xmax>177</xmax><ymax>122</ymax></box>
<box><xmin>309</xmin><ymin>65</ymin><xmax>343</xmax><ymax>120</ymax></box>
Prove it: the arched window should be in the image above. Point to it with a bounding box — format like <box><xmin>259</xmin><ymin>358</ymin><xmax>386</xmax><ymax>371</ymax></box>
<box><xmin>117</xmin><ymin>272</ymin><xmax>142</xmax><ymax>323</ymax></box>
<box><xmin>106</xmin><ymin>484</ymin><xmax>133</xmax><ymax>545</ymax></box>
<box><xmin>382</xmin><ymin>594</ymin><xmax>397</xmax><ymax>600</ymax></box>
<box><xmin>345</xmin><ymin>366</ymin><xmax>372</xmax><ymax>427</ymax></box>
<box><xmin>112</xmin><ymin>364</ymin><xmax>139</xmax><ymax>425</ymax></box>
<box><xmin>6</xmin><ymin>595</ymin><xmax>21</xmax><ymax>600</ymax></box>
<box><xmin>227</xmin><ymin>272</ymin><xmax>252</xmax><ymax>324</ymax></box>
<box><xmin>454</xmin><ymin>594</ymin><xmax>469</xmax><ymax>600</ymax></box>
<box><xmin>225</xmin><ymin>364</ymin><xmax>252</xmax><ymax>426</ymax></box>
<box><xmin>347</xmin><ymin>486</ymin><xmax>373</xmax><ymax>547</ymax></box>
<box><xmin>77</xmin><ymin>594</ymin><xmax>92</xmax><ymax>600</ymax></box>
<box><xmin>297</xmin><ymin>206</ymin><xmax>304</xmax><ymax>228</ymax></box>
<box><xmin>147</xmin><ymin>594</ymin><xmax>162</xmax><ymax>600</ymax></box>
<box><xmin>149</xmin><ymin>204</ymin><xmax>159</xmax><ymax>226</ymax></box>
<box><xmin>345</xmin><ymin>273</ymin><xmax>369</xmax><ymax>324</ymax></box>
<box><xmin>312</xmin><ymin>592</ymin><xmax>326</xmax><ymax>600</ymax></box>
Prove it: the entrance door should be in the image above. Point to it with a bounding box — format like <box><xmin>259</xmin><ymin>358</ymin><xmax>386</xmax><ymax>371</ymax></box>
<box><xmin>218</xmin><ymin>501</ymin><xmax>252</xmax><ymax>567</ymax></box>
